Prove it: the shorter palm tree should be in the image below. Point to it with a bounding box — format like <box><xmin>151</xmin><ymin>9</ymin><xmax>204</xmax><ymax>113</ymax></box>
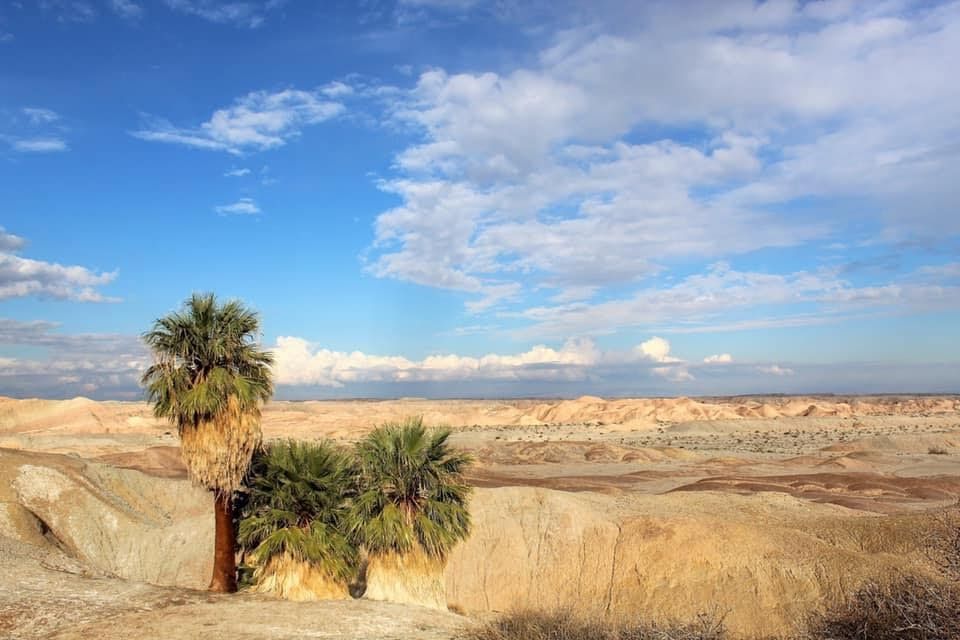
<box><xmin>350</xmin><ymin>417</ymin><xmax>472</xmax><ymax>608</ymax></box>
<box><xmin>239</xmin><ymin>439</ymin><xmax>357</xmax><ymax>600</ymax></box>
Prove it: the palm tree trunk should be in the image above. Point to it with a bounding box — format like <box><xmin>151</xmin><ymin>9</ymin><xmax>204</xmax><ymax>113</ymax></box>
<box><xmin>209</xmin><ymin>489</ymin><xmax>238</xmax><ymax>593</ymax></box>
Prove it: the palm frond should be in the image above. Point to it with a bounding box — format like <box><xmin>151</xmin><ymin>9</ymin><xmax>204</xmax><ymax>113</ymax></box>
<box><xmin>350</xmin><ymin>417</ymin><xmax>473</xmax><ymax>559</ymax></box>
<box><xmin>239</xmin><ymin>439</ymin><xmax>358</xmax><ymax>585</ymax></box>
<box><xmin>141</xmin><ymin>293</ymin><xmax>273</xmax><ymax>492</ymax></box>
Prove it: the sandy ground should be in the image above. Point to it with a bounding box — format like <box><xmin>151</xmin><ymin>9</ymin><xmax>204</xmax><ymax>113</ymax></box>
<box><xmin>2</xmin><ymin>394</ymin><xmax>960</xmax><ymax>638</ymax></box>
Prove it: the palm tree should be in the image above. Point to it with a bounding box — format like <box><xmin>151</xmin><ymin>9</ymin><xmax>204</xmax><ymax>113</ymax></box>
<box><xmin>141</xmin><ymin>293</ymin><xmax>273</xmax><ymax>593</ymax></box>
<box><xmin>238</xmin><ymin>439</ymin><xmax>357</xmax><ymax>600</ymax></box>
<box><xmin>349</xmin><ymin>417</ymin><xmax>472</xmax><ymax>607</ymax></box>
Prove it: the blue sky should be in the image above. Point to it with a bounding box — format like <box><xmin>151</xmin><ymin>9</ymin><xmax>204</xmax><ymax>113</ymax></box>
<box><xmin>1</xmin><ymin>0</ymin><xmax>959</xmax><ymax>399</ymax></box>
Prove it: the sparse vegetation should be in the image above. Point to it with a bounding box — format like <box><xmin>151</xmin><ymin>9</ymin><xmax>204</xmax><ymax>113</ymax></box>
<box><xmin>923</xmin><ymin>502</ymin><xmax>960</xmax><ymax>582</ymax></box>
<box><xmin>464</xmin><ymin>610</ymin><xmax>726</xmax><ymax>640</ymax></box>
<box><xmin>928</xmin><ymin>446</ymin><xmax>949</xmax><ymax>455</ymax></box>
<box><xmin>807</xmin><ymin>574</ymin><xmax>960</xmax><ymax>640</ymax></box>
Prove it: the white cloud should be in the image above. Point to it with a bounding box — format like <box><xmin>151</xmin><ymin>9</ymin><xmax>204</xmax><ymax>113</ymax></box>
<box><xmin>704</xmin><ymin>353</ymin><xmax>734</xmax><ymax>364</ymax></box>
<box><xmin>0</xmin><ymin>232</ymin><xmax>118</xmax><ymax>302</ymax></box>
<box><xmin>516</xmin><ymin>261</ymin><xmax>960</xmax><ymax>337</ymax></box>
<box><xmin>215</xmin><ymin>197</ymin><xmax>260</xmax><ymax>215</ymax></box>
<box><xmin>132</xmin><ymin>88</ymin><xmax>343</xmax><ymax>154</ymax></box>
<box><xmin>0</xmin><ymin>228</ymin><xmax>25</xmax><ymax>253</ymax></box>
<box><xmin>22</xmin><ymin>108</ymin><xmax>60</xmax><ymax>125</ymax></box>
<box><xmin>224</xmin><ymin>167</ymin><xmax>251</xmax><ymax>177</ymax></box>
<box><xmin>163</xmin><ymin>0</ymin><xmax>287</xmax><ymax>28</ymax></box>
<box><xmin>758</xmin><ymin>364</ymin><xmax>795</xmax><ymax>376</ymax></box>
<box><xmin>0</xmin><ymin>318</ymin><xmax>147</xmax><ymax>398</ymax></box>
<box><xmin>272</xmin><ymin>336</ymin><xmax>598</xmax><ymax>387</ymax></box>
<box><xmin>273</xmin><ymin>335</ymin><xmax>708</xmax><ymax>387</ymax></box>
<box><xmin>320</xmin><ymin>81</ymin><xmax>354</xmax><ymax>98</ymax></box>
<box><xmin>636</xmin><ymin>336</ymin><xmax>680</xmax><ymax>363</ymax></box>
<box><xmin>13</xmin><ymin>138</ymin><xmax>68</xmax><ymax>153</ymax></box>
<box><xmin>365</xmin><ymin>1</ymin><xmax>960</xmax><ymax>322</ymax></box>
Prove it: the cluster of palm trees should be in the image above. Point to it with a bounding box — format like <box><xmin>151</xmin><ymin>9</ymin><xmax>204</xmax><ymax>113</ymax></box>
<box><xmin>239</xmin><ymin>421</ymin><xmax>472</xmax><ymax>598</ymax></box>
<box><xmin>142</xmin><ymin>294</ymin><xmax>472</xmax><ymax>596</ymax></box>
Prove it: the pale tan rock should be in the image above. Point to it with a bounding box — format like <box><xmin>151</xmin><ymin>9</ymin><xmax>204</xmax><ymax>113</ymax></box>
<box><xmin>0</xmin><ymin>448</ymin><xmax>212</xmax><ymax>589</ymax></box>
<box><xmin>445</xmin><ymin>487</ymin><xmax>928</xmax><ymax>638</ymax></box>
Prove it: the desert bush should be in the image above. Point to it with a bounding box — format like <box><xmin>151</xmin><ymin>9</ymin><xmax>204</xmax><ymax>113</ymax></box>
<box><xmin>928</xmin><ymin>446</ymin><xmax>949</xmax><ymax>455</ymax></box>
<box><xmin>807</xmin><ymin>574</ymin><xmax>960</xmax><ymax>640</ymax></box>
<box><xmin>923</xmin><ymin>502</ymin><xmax>960</xmax><ymax>582</ymax></box>
<box><xmin>238</xmin><ymin>439</ymin><xmax>358</xmax><ymax>590</ymax></box>
<box><xmin>464</xmin><ymin>610</ymin><xmax>726</xmax><ymax>640</ymax></box>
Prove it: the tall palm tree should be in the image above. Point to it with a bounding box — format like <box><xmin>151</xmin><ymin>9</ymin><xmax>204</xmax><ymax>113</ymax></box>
<box><xmin>349</xmin><ymin>417</ymin><xmax>472</xmax><ymax>607</ymax></box>
<box><xmin>238</xmin><ymin>439</ymin><xmax>357</xmax><ymax>599</ymax></box>
<box><xmin>141</xmin><ymin>293</ymin><xmax>273</xmax><ymax>593</ymax></box>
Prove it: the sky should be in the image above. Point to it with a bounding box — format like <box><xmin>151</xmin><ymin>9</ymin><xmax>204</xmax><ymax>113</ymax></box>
<box><xmin>1</xmin><ymin>0</ymin><xmax>959</xmax><ymax>400</ymax></box>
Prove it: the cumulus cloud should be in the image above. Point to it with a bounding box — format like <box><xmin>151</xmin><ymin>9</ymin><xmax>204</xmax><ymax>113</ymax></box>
<box><xmin>635</xmin><ymin>337</ymin><xmax>680</xmax><ymax>363</ymax></box>
<box><xmin>272</xmin><ymin>335</ymin><xmax>712</xmax><ymax>388</ymax></box>
<box><xmin>215</xmin><ymin>197</ymin><xmax>260</xmax><ymax>215</ymax></box>
<box><xmin>132</xmin><ymin>88</ymin><xmax>344</xmax><ymax>154</ymax></box>
<box><xmin>224</xmin><ymin>167</ymin><xmax>251</xmax><ymax>177</ymax></box>
<box><xmin>0</xmin><ymin>230</ymin><xmax>118</xmax><ymax>302</ymax></box>
<box><xmin>272</xmin><ymin>336</ymin><xmax>600</xmax><ymax>387</ymax></box>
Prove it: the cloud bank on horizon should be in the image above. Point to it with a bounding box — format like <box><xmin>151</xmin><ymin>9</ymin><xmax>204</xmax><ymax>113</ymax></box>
<box><xmin>1</xmin><ymin>0</ymin><xmax>958</xmax><ymax>399</ymax></box>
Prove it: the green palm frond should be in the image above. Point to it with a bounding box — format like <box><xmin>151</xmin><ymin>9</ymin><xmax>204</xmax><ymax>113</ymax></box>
<box><xmin>239</xmin><ymin>439</ymin><xmax>358</xmax><ymax>583</ymax></box>
<box><xmin>349</xmin><ymin>417</ymin><xmax>473</xmax><ymax>559</ymax></box>
<box><xmin>141</xmin><ymin>293</ymin><xmax>274</xmax><ymax>492</ymax></box>
<box><xmin>141</xmin><ymin>293</ymin><xmax>273</xmax><ymax>429</ymax></box>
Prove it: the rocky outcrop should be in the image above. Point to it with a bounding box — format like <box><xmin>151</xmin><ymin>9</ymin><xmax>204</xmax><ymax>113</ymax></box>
<box><xmin>0</xmin><ymin>448</ymin><xmax>212</xmax><ymax>588</ymax></box>
<box><xmin>445</xmin><ymin>487</ymin><xmax>930</xmax><ymax>638</ymax></box>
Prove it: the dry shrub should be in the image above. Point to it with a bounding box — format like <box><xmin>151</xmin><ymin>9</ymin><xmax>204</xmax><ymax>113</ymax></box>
<box><xmin>923</xmin><ymin>502</ymin><xmax>960</xmax><ymax>582</ymax></box>
<box><xmin>464</xmin><ymin>610</ymin><xmax>726</xmax><ymax>640</ymax></box>
<box><xmin>808</xmin><ymin>574</ymin><xmax>960</xmax><ymax>640</ymax></box>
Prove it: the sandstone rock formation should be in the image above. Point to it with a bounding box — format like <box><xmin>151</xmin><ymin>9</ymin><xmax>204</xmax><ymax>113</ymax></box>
<box><xmin>0</xmin><ymin>448</ymin><xmax>212</xmax><ymax>588</ymax></box>
<box><xmin>445</xmin><ymin>487</ymin><xmax>934</xmax><ymax>637</ymax></box>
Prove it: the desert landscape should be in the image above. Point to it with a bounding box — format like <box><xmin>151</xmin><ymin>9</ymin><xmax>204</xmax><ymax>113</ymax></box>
<box><xmin>3</xmin><ymin>394</ymin><xmax>960</xmax><ymax>638</ymax></box>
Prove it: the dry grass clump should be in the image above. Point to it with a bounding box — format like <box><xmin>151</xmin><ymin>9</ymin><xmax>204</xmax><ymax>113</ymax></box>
<box><xmin>923</xmin><ymin>502</ymin><xmax>960</xmax><ymax>582</ymax></box>
<box><xmin>464</xmin><ymin>610</ymin><xmax>726</xmax><ymax>640</ymax></box>
<box><xmin>807</xmin><ymin>574</ymin><xmax>960</xmax><ymax>640</ymax></box>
